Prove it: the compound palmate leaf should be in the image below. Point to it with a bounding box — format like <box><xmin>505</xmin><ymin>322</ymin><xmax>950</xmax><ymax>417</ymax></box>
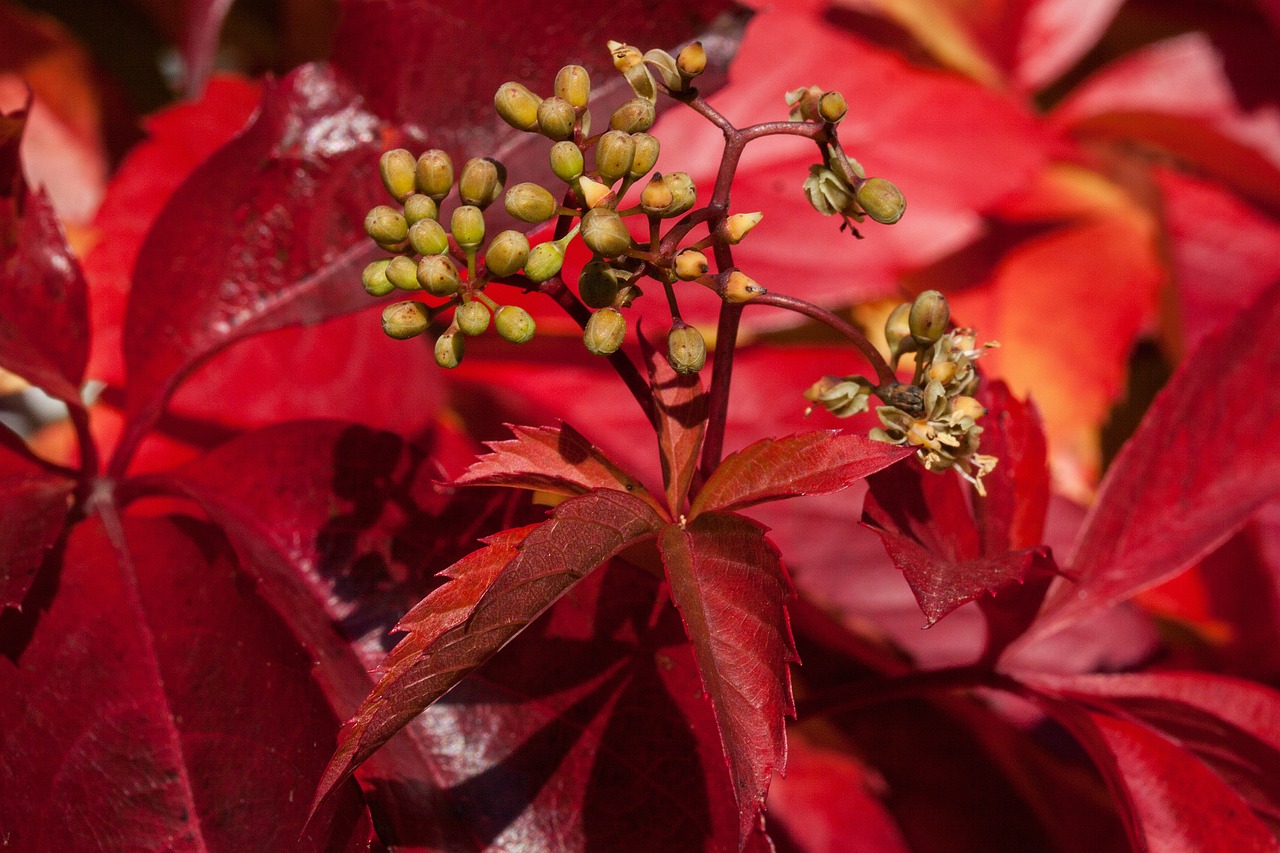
<box><xmin>659</xmin><ymin>511</ymin><xmax>798</xmax><ymax>848</ymax></box>
<box><xmin>0</xmin><ymin>431</ymin><xmax>75</xmax><ymax>609</ymax></box>
<box><xmin>312</xmin><ymin>488</ymin><xmax>666</xmax><ymax>811</ymax></box>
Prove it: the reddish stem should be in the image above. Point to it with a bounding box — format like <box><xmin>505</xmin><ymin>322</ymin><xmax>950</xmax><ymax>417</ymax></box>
<box><xmin>748</xmin><ymin>291</ymin><xmax>897</xmax><ymax>387</ymax></box>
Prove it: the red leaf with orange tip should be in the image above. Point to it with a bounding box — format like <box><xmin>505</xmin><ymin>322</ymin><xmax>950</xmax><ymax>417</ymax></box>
<box><xmin>659</xmin><ymin>511</ymin><xmax>798</xmax><ymax>848</ymax></box>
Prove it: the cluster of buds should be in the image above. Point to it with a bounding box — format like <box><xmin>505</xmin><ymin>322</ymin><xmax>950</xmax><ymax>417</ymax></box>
<box><xmin>361</xmin><ymin>149</ymin><xmax>538</xmax><ymax>367</ymax></box>
<box><xmin>805</xmin><ymin>290</ymin><xmax>999</xmax><ymax>494</ymax></box>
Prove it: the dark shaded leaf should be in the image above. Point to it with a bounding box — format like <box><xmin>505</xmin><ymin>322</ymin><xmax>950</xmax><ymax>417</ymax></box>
<box><xmin>313</xmin><ymin>489</ymin><xmax>666</xmax><ymax>811</ymax></box>
<box><xmin>0</xmin><ymin>431</ymin><xmax>75</xmax><ymax>610</ymax></box>
<box><xmin>0</xmin><ymin>102</ymin><xmax>89</xmax><ymax>404</ymax></box>
<box><xmin>692</xmin><ymin>431</ymin><xmax>911</xmax><ymax>516</ymax></box>
<box><xmin>659</xmin><ymin>511</ymin><xmax>797</xmax><ymax>847</ymax></box>
<box><xmin>1029</xmin><ymin>277</ymin><xmax>1280</xmax><ymax>639</ymax></box>
<box><xmin>0</xmin><ymin>515</ymin><xmax>371</xmax><ymax>851</ymax></box>
<box><xmin>641</xmin><ymin>330</ymin><xmax>707</xmax><ymax>516</ymax></box>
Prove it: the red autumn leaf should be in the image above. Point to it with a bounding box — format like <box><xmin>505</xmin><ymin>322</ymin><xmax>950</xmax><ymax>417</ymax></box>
<box><xmin>0</xmin><ymin>428</ymin><xmax>75</xmax><ymax>609</ymax></box>
<box><xmin>641</xmin><ymin>329</ymin><xmax>708</xmax><ymax>515</ymax></box>
<box><xmin>692</xmin><ymin>430</ymin><xmax>911</xmax><ymax>516</ymax></box>
<box><xmin>0</xmin><ymin>103</ymin><xmax>89</xmax><ymax>405</ymax></box>
<box><xmin>862</xmin><ymin>461</ymin><xmax>1057</xmax><ymax>625</ymax></box>
<box><xmin>658</xmin><ymin>511</ymin><xmax>798</xmax><ymax>847</ymax></box>
<box><xmin>0</xmin><ymin>515</ymin><xmax>372</xmax><ymax>851</ymax></box>
<box><xmin>313</xmin><ymin>488</ymin><xmax>666</xmax><ymax>811</ymax></box>
<box><xmin>454</xmin><ymin>422</ymin><xmax>657</xmax><ymax>507</ymax></box>
<box><xmin>975</xmin><ymin>381</ymin><xmax>1049</xmax><ymax>554</ymax></box>
<box><xmin>1028</xmin><ymin>277</ymin><xmax>1280</xmax><ymax>641</ymax></box>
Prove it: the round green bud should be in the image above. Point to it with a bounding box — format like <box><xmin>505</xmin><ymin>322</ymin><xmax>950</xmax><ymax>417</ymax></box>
<box><xmin>504</xmin><ymin>182</ymin><xmax>557</xmax><ymax>223</ymax></box>
<box><xmin>361</xmin><ymin>259</ymin><xmax>395</xmax><ymax>296</ymax></box>
<box><xmin>434</xmin><ymin>329</ymin><xmax>464</xmax><ymax>368</ymax></box>
<box><xmin>594</xmin><ymin>131</ymin><xmax>636</xmax><ymax>185</ymax></box>
<box><xmin>667</xmin><ymin>323</ymin><xmax>706</xmax><ymax>374</ymax></box>
<box><xmin>584</xmin><ymin>307</ymin><xmax>627</xmax><ymax>356</ymax></box>
<box><xmin>379</xmin><ymin>149</ymin><xmax>417</xmax><ymax>202</ymax></box>
<box><xmin>484</xmin><ymin>230</ymin><xmax>530</xmax><ymax>278</ymax></box>
<box><xmin>495</xmin><ymin>305</ymin><xmax>536</xmax><ymax>343</ymax></box>
<box><xmin>459</xmin><ymin>158</ymin><xmax>502</xmax><ymax>209</ymax></box>
<box><xmin>455</xmin><ymin>300</ymin><xmax>491</xmax><ymax>336</ymax></box>
<box><xmin>581</xmin><ymin>207</ymin><xmax>632</xmax><ymax>257</ymax></box>
<box><xmin>537</xmin><ymin>96</ymin><xmax>577</xmax><ymax>141</ymax></box>
<box><xmin>386</xmin><ymin>255</ymin><xmax>421</xmax><ymax>291</ymax></box>
<box><xmin>674</xmin><ymin>248</ymin><xmax>709</xmax><ymax>281</ymax></box>
<box><xmin>609</xmin><ymin>98</ymin><xmax>655</xmax><ymax>133</ymax></box>
<box><xmin>407</xmin><ymin>218</ymin><xmax>450</xmax><ymax>256</ymax></box>
<box><xmin>450</xmin><ymin>204</ymin><xmax>486</xmax><ymax>250</ymax></box>
<box><xmin>382</xmin><ymin>300</ymin><xmax>429</xmax><ymax>339</ymax></box>
<box><xmin>578</xmin><ymin>259</ymin><xmax>620</xmax><ymax>309</ymax></box>
<box><xmin>856</xmin><ymin>177</ymin><xmax>906</xmax><ymax>225</ymax></box>
<box><xmin>403</xmin><ymin>193</ymin><xmax>438</xmax><ymax>224</ymax></box>
<box><xmin>415</xmin><ymin>150</ymin><xmax>454</xmax><ymax>202</ymax></box>
<box><xmin>494</xmin><ymin>82</ymin><xmax>542</xmax><ymax>132</ymax></box>
<box><xmin>664</xmin><ymin>172</ymin><xmax>697</xmax><ymax>217</ymax></box>
<box><xmin>550</xmin><ymin>141</ymin><xmax>584</xmax><ymax>182</ymax></box>
<box><xmin>677</xmin><ymin>42</ymin><xmax>706</xmax><ymax>78</ymax></box>
<box><xmin>818</xmin><ymin>91</ymin><xmax>848</xmax><ymax>123</ymax></box>
<box><xmin>524</xmin><ymin>241</ymin><xmax>565</xmax><ymax>282</ymax></box>
<box><xmin>417</xmin><ymin>254</ymin><xmax>461</xmax><ymax>296</ymax></box>
<box><xmin>365</xmin><ymin>205</ymin><xmax>408</xmax><ymax>244</ymax></box>
<box><xmin>909</xmin><ymin>290</ymin><xmax>949</xmax><ymax>345</ymax></box>
<box><xmin>554</xmin><ymin>65</ymin><xmax>591</xmax><ymax>109</ymax></box>
<box><xmin>628</xmin><ymin>133</ymin><xmax>660</xmax><ymax>180</ymax></box>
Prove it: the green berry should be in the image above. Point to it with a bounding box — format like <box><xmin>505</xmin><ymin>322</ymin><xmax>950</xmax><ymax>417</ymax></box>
<box><xmin>578</xmin><ymin>259</ymin><xmax>620</xmax><ymax>309</ymax></box>
<box><xmin>434</xmin><ymin>330</ymin><xmax>464</xmax><ymax>368</ymax></box>
<box><xmin>524</xmin><ymin>241</ymin><xmax>565</xmax><ymax>283</ymax></box>
<box><xmin>379</xmin><ymin>149</ymin><xmax>417</xmax><ymax>202</ymax></box>
<box><xmin>386</xmin><ymin>255</ymin><xmax>421</xmax><ymax>291</ymax></box>
<box><xmin>609</xmin><ymin>98</ymin><xmax>655</xmax><ymax>133</ymax></box>
<box><xmin>403</xmin><ymin>193</ymin><xmax>438</xmax><ymax>224</ymax></box>
<box><xmin>550</xmin><ymin>141</ymin><xmax>585</xmax><ymax>182</ymax></box>
<box><xmin>485</xmin><ymin>230</ymin><xmax>530</xmax><ymax>278</ymax></box>
<box><xmin>667</xmin><ymin>323</ymin><xmax>706</xmax><ymax>374</ymax></box>
<box><xmin>504</xmin><ymin>182</ymin><xmax>557</xmax><ymax>223</ymax></box>
<box><xmin>450</xmin><ymin>205</ymin><xmax>486</xmax><ymax>250</ymax></box>
<box><xmin>494</xmin><ymin>82</ymin><xmax>542</xmax><ymax>132</ymax></box>
<box><xmin>417</xmin><ymin>254</ymin><xmax>461</xmax><ymax>296</ymax></box>
<box><xmin>495</xmin><ymin>305</ymin><xmax>536</xmax><ymax>343</ymax></box>
<box><xmin>361</xmin><ymin>259</ymin><xmax>395</xmax><ymax>296</ymax></box>
<box><xmin>584</xmin><ymin>307</ymin><xmax>627</xmax><ymax>355</ymax></box>
<box><xmin>581</xmin><ymin>207</ymin><xmax>631</xmax><ymax>257</ymax></box>
<box><xmin>628</xmin><ymin>133</ymin><xmax>660</xmax><ymax>180</ymax></box>
<box><xmin>407</xmin><ymin>218</ymin><xmax>449</xmax><ymax>256</ymax></box>
<box><xmin>382</xmin><ymin>300</ymin><xmax>429</xmax><ymax>339</ymax></box>
<box><xmin>537</xmin><ymin>96</ymin><xmax>576</xmax><ymax>141</ymax></box>
<box><xmin>455</xmin><ymin>301</ymin><xmax>491</xmax><ymax>336</ymax></box>
<box><xmin>554</xmin><ymin>65</ymin><xmax>591</xmax><ymax>109</ymax></box>
<box><xmin>415</xmin><ymin>150</ymin><xmax>454</xmax><ymax>202</ymax></box>
<box><xmin>364</xmin><ymin>205</ymin><xmax>408</xmax><ymax>244</ymax></box>
<box><xmin>856</xmin><ymin>177</ymin><xmax>906</xmax><ymax>225</ymax></box>
<box><xmin>459</xmin><ymin>158</ymin><xmax>502</xmax><ymax>209</ymax></box>
<box><xmin>594</xmin><ymin>131</ymin><xmax>636</xmax><ymax>185</ymax></box>
<box><xmin>909</xmin><ymin>290</ymin><xmax>949</xmax><ymax>345</ymax></box>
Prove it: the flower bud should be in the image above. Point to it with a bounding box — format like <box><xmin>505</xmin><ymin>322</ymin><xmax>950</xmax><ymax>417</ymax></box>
<box><xmin>524</xmin><ymin>241</ymin><xmax>565</xmax><ymax>282</ymax></box>
<box><xmin>595</xmin><ymin>130</ymin><xmax>636</xmax><ymax>184</ymax></box>
<box><xmin>554</xmin><ymin>65</ymin><xmax>590</xmax><ymax>109</ymax></box>
<box><xmin>723</xmin><ymin>270</ymin><xmax>765</xmax><ymax>303</ymax></box>
<box><xmin>417</xmin><ymin>254</ymin><xmax>461</xmax><ymax>296</ymax></box>
<box><xmin>640</xmin><ymin>173</ymin><xmax>673</xmax><ymax>215</ymax></box>
<box><xmin>382</xmin><ymin>300</ymin><xmax>429</xmax><ymax>339</ymax></box>
<box><xmin>950</xmin><ymin>395</ymin><xmax>986</xmax><ymax>421</ymax></box>
<box><xmin>361</xmin><ymin>259</ymin><xmax>395</xmax><ymax>296</ymax></box>
<box><xmin>386</xmin><ymin>255</ymin><xmax>421</xmax><ymax>290</ymax></box>
<box><xmin>484</xmin><ymin>230</ymin><xmax>530</xmax><ymax>278</ymax></box>
<box><xmin>723</xmin><ymin>211</ymin><xmax>763</xmax><ymax>244</ymax></box>
<box><xmin>407</xmin><ymin>218</ymin><xmax>449</xmax><ymax>256</ymax></box>
<box><xmin>818</xmin><ymin>91</ymin><xmax>848</xmax><ymax>123</ymax></box>
<box><xmin>550</xmin><ymin>141</ymin><xmax>584</xmax><ymax>182</ymax></box>
<box><xmin>785</xmin><ymin>86</ymin><xmax>823</xmax><ymax>122</ymax></box>
<box><xmin>674</xmin><ymin>249</ymin><xmax>709</xmax><ymax>281</ymax></box>
<box><xmin>664</xmin><ymin>172</ymin><xmax>697</xmax><ymax>216</ymax></box>
<box><xmin>537</xmin><ymin>96</ymin><xmax>576</xmax><ymax>141</ymax></box>
<box><xmin>610</xmin><ymin>98</ymin><xmax>655</xmax><ymax>133</ymax></box>
<box><xmin>458</xmin><ymin>158</ymin><xmax>502</xmax><ymax>209</ymax></box>
<box><xmin>677</xmin><ymin>42</ymin><xmax>706</xmax><ymax>78</ymax></box>
<box><xmin>434</xmin><ymin>329</ymin><xmax>464</xmax><ymax>368</ymax></box>
<box><xmin>455</xmin><ymin>300</ymin><xmax>491</xmax><ymax>336</ymax></box>
<box><xmin>379</xmin><ymin>149</ymin><xmax>417</xmax><ymax>202</ymax></box>
<box><xmin>884</xmin><ymin>302</ymin><xmax>913</xmax><ymax>360</ymax></box>
<box><xmin>415</xmin><ymin>150</ymin><xmax>454</xmax><ymax>202</ymax></box>
<box><xmin>909</xmin><ymin>290</ymin><xmax>949</xmax><ymax>345</ymax></box>
<box><xmin>365</xmin><ymin>205</ymin><xmax>408</xmax><ymax>244</ymax></box>
<box><xmin>628</xmin><ymin>133</ymin><xmax>660</xmax><ymax>180</ymax></box>
<box><xmin>581</xmin><ymin>207</ymin><xmax>632</xmax><ymax>257</ymax></box>
<box><xmin>803</xmin><ymin>166</ymin><xmax>853</xmax><ymax>217</ymax></box>
<box><xmin>450</xmin><ymin>204</ymin><xmax>486</xmax><ymax>250</ymax></box>
<box><xmin>403</xmin><ymin>193</ymin><xmax>438</xmax><ymax>224</ymax></box>
<box><xmin>494</xmin><ymin>82</ymin><xmax>542</xmax><ymax>132</ymax></box>
<box><xmin>856</xmin><ymin>177</ymin><xmax>906</xmax><ymax>225</ymax></box>
<box><xmin>578</xmin><ymin>259</ymin><xmax>621</xmax><ymax>309</ymax></box>
<box><xmin>504</xmin><ymin>182</ymin><xmax>558</xmax><ymax>223</ymax></box>
<box><xmin>495</xmin><ymin>305</ymin><xmax>536</xmax><ymax>343</ymax></box>
<box><xmin>667</xmin><ymin>323</ymin><xmax>706</xmax><ymax>374</ymax></box>
<box><xmin>584</xmin><ymin>307</ymin><xmax>627</xmax><ymax>355</ymax></box>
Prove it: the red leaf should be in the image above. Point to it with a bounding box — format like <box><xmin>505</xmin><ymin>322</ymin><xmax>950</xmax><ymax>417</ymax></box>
<box><xmin>313</xmin><ymin>489</ymin><xmax>666</xmax><ymax>811</ymax></box>
<box><xmin>1028</xmin><ymin>278</ymin><xmax>1280</xmax><ymax>640</ymax></box>
<box><xmin>658</xmin><ymin>511</ymin><xmax>797</xmax><ymax>847</ymax></box>
<box><xmin>1037</xmin><ymin>702</ymin><xmax>1280</xmax><ymax>852</ymax></box>
<box><xmin>862</xmin><ymin>462</ymin><xmax>1056</xmax><ymax>625</ymax></box>
<box><xmin>0</xmin><ymin>104</ymin><xmax>89</xmax><ymax>404</ymax></box>
<box><xmin>975</xmin><ymin>381</ymin><xmax>1049</xmax><ymax>553</ymax></box>
<box><xmin>0</xmin><ymin>515</ymin><xmax>371</xmax><ymax>851</ymax></box>
<box><xmin>454</xmin><ymin>422</ymin><xmax>660</xmax><ymax>512</ymax></box>
<box><xmin>692</xmin><ymin>431</ymin><xmax>911</xmax><ymax>516</ymax></box>
<box><xmin>0</xmin><ymin>433</ymin><xmax>74</xmax><ymax>610</ymax></box>
<box><xmin>641</xmin><ymin>329</ymin><xmax>708</xmax><ymax>516</ymax></box>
